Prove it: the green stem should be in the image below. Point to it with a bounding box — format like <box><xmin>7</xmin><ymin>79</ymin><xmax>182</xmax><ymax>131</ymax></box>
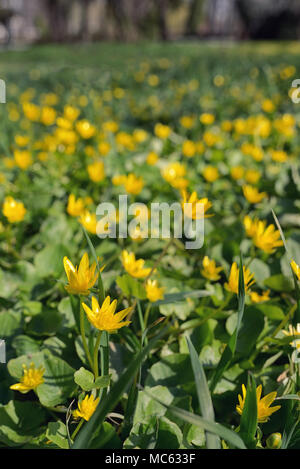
<box><xmin>100</xmin><ymin>331</ymin><xmax>109</xmax><ymax>399</ymax></box>
<box><xmin>71</xmin><ymin>418</ymin><xmax>84</xmax><ymax>440</ymax></box>
<box><xmin>93</xmin><ymin>330</ymin><xmax>103</xmax><ymax>379</ymax></box>
<box><xmin>79</xmin><ymin>297</ymin><xmax>94</xmax><ymax>371</ymax></box>
<box><xmin>144</xmin><ymin>303</ymin><xmax>152</xmax><ymax>329</ymax></box>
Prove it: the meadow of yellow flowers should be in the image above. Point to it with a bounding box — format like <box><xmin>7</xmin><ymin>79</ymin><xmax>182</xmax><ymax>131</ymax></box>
<box><xmin>0</xmin><ymin>42</ymin><xmax>299</xmax><ymax>449</ymax></box>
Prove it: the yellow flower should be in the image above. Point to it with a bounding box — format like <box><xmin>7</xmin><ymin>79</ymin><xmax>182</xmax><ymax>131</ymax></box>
<box><xmin>182</xmin><ymin>140</ymin><xmax>196</xmax><ymax>158</ymax></box>
<box><xmin>154</xmin><ymin>123</ymin><xmax>171</xmax><ymax>139</ymax></box>
<box><xmin>40</xmin><ymin>106</ymin><xmax>56</xmax><ymax>126</ymax></box>
<box><xmin>133</xmin><ymin>129</ymin><xmax>148</xmax><ymax>143</ymax></box>
<box><xmin>64</xmin><ymin>105</ymin><xmax>80</xmax><ymax>121</ymax></box>
<box><xmin>15</xmin><ymin>135</ymin><xmax>30</xmax><ymax>147</ymax></box>
<box><xmin>63</xmin><ymin>252</ymin><xmax>98</xmax><ymax>295</ymax></box>
<box><xmin>291</xmin><ymin>259</ymin><xmax>300</xmax><ymax>281</ymax></box>
<box><xmin>162</xmin><ymin>162</ymin><xmax>187</xmax><ymax>190</ymax></box>
<box><xmin>203</xmin><ymin>166</ymin><xmax>219</xmax><ymax>182</ymax></box>
<box><xmin>225</xmin><ymin>262</ymin><xmax>255</xmax><ymax>294</ymax></box>
<box><xmin>112</xmin><ymin>175</ymin><xmax>127</xmax><ymax>186</ymax></box>
<box><xmin>262</xmin><ymin>99</ymin><xmax>275</xmax><ymax>113</ymax></box>
<box><xmin>181</xmin><ymin>190</ymin><xmax>213</xmax><ymax>219</ymax></box>
<box><xmin>87</xmin><ymin>161</ymin><xmax>105</xmax><ymax>183</ymax></box>
<box><xmin>67</xmin><ymin>194</ymin><xmax>85</xmax><ymax>217</ymax></box>
<box><xmin>270</xmin><ymin>150</ymin><xmax>288</xmax><ymax>163</ymax></box>
<box><xmin>76</xmin><ymin>120</ymin><xmax>96</xmax><ymax>139</ymax></box>
<box><xmin>201</xmin><ymin>256</ymin><xmax>223</xmax><ymax>281</ymax></box>
<box><xmin>23</xmin><ymin>102</ymin><xmax>40</xmax><ymax>121</ymax></box>
<box><xmin>103</xmin><ymin>120</ymin><xmax>119</xmax><ymax>133</ymax></box>
<box><xmin>230</xmin><ymin>166</ymin><xmax>244</xmax><ymax>180</ymax></box>
<box><xmin>252</xmin><ymin>221</ymin><xmax>283</xmax><ymax>254</ymax></box>
<box><xmin>250</xmin><ymin>290</ymin><xmax>270</xmax><ymax>303</ymax></box>
<box><xmin>10</xmin><ymin>363</ymin><xmax>45</xmax><ymax>394</ymax></box>
<box><xmin>242</xmin><ymin>185</ymin><xmax>267</xmax><ymax>204</ymax></box>
<box><xmin>82</xmin><ymin>296</ymin><xmax>131</xmax><ymax>333</ymax></box>
<box><xmin>180</xmin><ymin>115</ymin><xmax>195</xmax><ymax>129</ymax></box>
<box><xmin>282</xmin><ymin>323</ymin><xmax>300</xmax><ymax>349</ymax></box>
<box><xmin>79</xmin><ymin>210</ymin><xmax>97</xmax><ymax>234</ymax></box>
<box><xmin>245</xmin><ymin>169</ymin><xmax>261</xmax><ymax>184</ymax></box>
<box><xmin>14</xmin><ymin>149</ymin><xmax>32</xmax><ymax>170</ymax></box>
<box><xmin>243</xmin><ymin>216</ymin><xmax>263</xmax><ymax>238</ymax></box>
<box><xmin>146</xmin><ymin>151</ymin><xmax>158</xmax><ymax>166</ymax></box>
<box><xmin>145</xmin><ymin>279</ymin><xmax>165</xmax><ymax>302</ymax></box>
<box><xmin>73</xmin><ymin>394</ymin><xmax>100</xmax><ymax>421</ymax></box>
<box><xmin>98</xmin><ymin>141</ymin><xmax>111</xmax><ymax>156</ymax></box>
<box><xmin>200</xmin><ymin>113</ymin><xmax>215</xmax><ymax>125</ymax></box>
<box><xmin>124</xmin><ymin>174</ymin><xmax>144</xmax><ymax>195</ymax></box>
<box><xmin>236</xmin><ymin>384</ymin><xmax>281</xmax><ymax>423</ymax></box>
<box><xmin>121</xmin><ymin>250</ymin><xmax>152</xmax><ymax>279</ymax></box>
<box><xmin>3</xmin><ymin>196</ymin><xmax>26</xmax><ymax>223</ymax></box>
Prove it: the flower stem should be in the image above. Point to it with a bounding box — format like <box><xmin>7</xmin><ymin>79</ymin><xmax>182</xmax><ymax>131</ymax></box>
<box><xmin>100</xmin><ymin>331</ymin><xmax>109</xmax><ymax>399</ymax></box>
<box><xmin>71</xmin><ymin>418</ymin><xmax>84</xmax><ymax>440</ymax></box>
<box><xmin>93</xmin><ymin>330</ymin><xmax>102</xmax><ymax>379</ymax></box>
<box><xmin>79</xmin><ymin>297</ymin><xmax>94</xmax><ymax>371</ymax></box>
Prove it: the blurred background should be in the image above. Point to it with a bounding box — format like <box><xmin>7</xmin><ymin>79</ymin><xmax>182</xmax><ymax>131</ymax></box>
<box><xmin>1</xmin><ymin>0</ymin><xmax>300</xmax><ymax>46</ymax></box>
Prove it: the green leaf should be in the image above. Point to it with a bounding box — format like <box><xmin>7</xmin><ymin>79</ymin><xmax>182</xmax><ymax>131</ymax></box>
<box><xmin>124</xmin><ymin>415</ymin><xmax>182</xmax><ymax>449</ymax></box>
<box><xmin>146</xmin><ymin>354</ymin><xmax>194</xmax><ymax>387</ymax></box>
<box><xmin>264</xmin><ymin>274</ymin><xmax>293</xmax><ymax>292</ymax></box>
<box><xmin>72</xmin><ymin>326</ymin><xmax>168</xmax><ymax>448</ymax></box>
<box><xmin>0</xmin><ymin>401</ymin><xmax>46</xmax><ymax>446</ymax></box>
<box><xmin>116</xmin><ymin>274</ymin><xmax>146</xmax><ymax>299</ymax></box>
<box><xmin>46</xmin><ymin>421</ymin><xmax>69</xmax><ymax>449</ymax></box>
<box><xmin>74</xmin><ymin>367</ymin><xmax>110</xmax><ymax>391</ymax></box>
<box><xmin>186</xmin><ymin>336</ymin><xmax>220</xmax><ymax>449</ymax></box>
<box><xmin>34</xmin><ymin>243</ymin><xmax>68</xmax><ymax>277</ymax></box>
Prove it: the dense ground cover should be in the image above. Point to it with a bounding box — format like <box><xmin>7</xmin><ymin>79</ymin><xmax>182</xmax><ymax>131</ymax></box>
<box><xmin>0</xmin><ymin>41</ymin><xmax>299</xmax><ymax>449</ymax></box>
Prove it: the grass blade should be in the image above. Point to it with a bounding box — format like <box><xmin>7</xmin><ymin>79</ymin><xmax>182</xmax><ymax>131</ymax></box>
<box><xmin>72</xmin><ymin>326</ymin><xmax>168</xmax><ymax>449</ymax></box>
<box><xmin>186</xmin><ymin>336</ymin><xmax>220</xmax><ymax>449</ymax></box>
<box><xmin>239</xmin><ymin>374</ymin><xmax>257</xmax><ymax>448</ymax></box>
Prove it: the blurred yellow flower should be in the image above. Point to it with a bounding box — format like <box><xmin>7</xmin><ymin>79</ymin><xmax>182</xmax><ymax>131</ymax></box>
<box><xmin>76</xmin><ymin>120</ymin><xmax>96</xmax><ymax>139</ymax></box>
<box><xmin>121</xmin><ymin>250</ymin><xmax>152</xmax><ymax>279</ymax></box>
<box><xmin>82</xmin><ymin>296</ymin><xmax>131</xmax><ymax>333</ymax></box>
<box><xmin>145</xmin><ymin>279</ymin><xmax>165</xmax><ymax>302</ymax></box>
<box><xmin>10</xmin><ymin>363</ymin><xmax>45</xmax><ymax>394</ymax></box>
<box><xmin>201</xmin><ymin>256</ymin><xmax>223</xmax><ymax>281</ymax></box>
<box><xmin>14</xmin><ymin>149</ymin><xmax>32</xmax><ymax>170</ymax></box>
<box><xmin>98</xmin><ymin>141</ymin><xmax>111</xmax><ymax>156</ymax></box>
<box><xmin>180</xmin><ymin>115</ymin><xmax>195</xmax><ymax>129</ymax></box>
<box><xmin>261</xmin><ymin>99</ymin><xmax>275</xmax><ymax>113</ymax></box>
<box><xmin>242</xmin><ymin>185</ymin><xmax>267</xmax><ymax>204</ymax></box>
<box><xmin>124</xmin><ymin>174</ymin><xmax>144</xmax><ymax>195</ymax></box>
<box><xmin>162</xmin><ymin>162</ymin><xmax>188</xmax><ymax>189</ymax></box>
<box><xmin>63</xmin><ymin>252</ymin><xmax>98</xmax><ymax>296</ymax></box>
<box><xmin>270</xmin><ymin>150</ymin><xmax>288</xmax><ymax>163</ymax></box>
<box><xmin>282</xmin><ymin>323</ymin><xmax>300</xmax><ymax>349</ymax></box>
<box><xmin>225</xmin><ymin>262</ymin><xmax>255</xmax><ymax>294</ymax></box>
<box><xmin>182</xmin><ymin>140</ymin><xmax>196</xmax><ymax>158</ymax></box>
<box><xmin>200</xmin><ymin>113</ymin><xmax>215</xmax><ymax>125</ymax></box>
<box><xmin>40</xmin><ymin>106</ymin><xmax>56</xmax><ymax>126</ymax></box>
<box><xmin>291</xmin><ymin>259</ymin><xmax>300</xmax><ymax>281</ymax></box>
<box><xmin>245</xmin><ymin>169</ymin><xmax>261</xmax><ymax>184</ymax></box>
<box><xmin>146</xmin><ymin>151</ymin><xmax>158</xmax><ymax>166</ymax></box>
<box><xmin>15</xmin><ymin>135</ymin><xmax>30</xmax><ymax>147</ymax></box>
<box><xmin>87</xmin><ymin>161</ymin><xmax>105</xmax><ymax>183</ymax></box>
<box><xmin>250</xmin><ymin>290</ymin><xmax>270</xmax><ymax>303</ymax></box>
<box><xmin>203</xmin><ymin>166</ymin><xmax>219</xmax><ymax>182</ymax></box>
<box><xmin>181</xmin><ymin>190</ymin><xmax>213</xmax><ymax>219</ymax></box>
<box><xmin>73</xmin><ymin>394</ymin><xmax>99</xmax><ymax>421</ymax></box>
<box><xmin>79</xmin><ymin>210</ymin><xmax>98</xmax><ymax>234</ymax></box>
<box><xmin>23</xmin><ymin>102</ymin><xmax>40</xmax><ymax>121</ymax></box>
<box><xmin>3</xmin><ymin>196</ymin><xmax>26</xmax><ymax>223</ymax></box>
<box><xmin>154</xmin><ymin>123</ymin><xmax>171</xmax><ymax>139</ymax></box>
<box><xmin>230</xmin><ymin>166</ymin><xmax>244</xmax><ymax>180</ymax></box>
<box><xmin>236</xmin><ymin>384</ymin><xmax>280</xmax><ymax>423</ymax></box>
<box><xmin>67</xmin><ymin>194</ymin><xmax>85</xmax><ymax>217</ymax></box>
